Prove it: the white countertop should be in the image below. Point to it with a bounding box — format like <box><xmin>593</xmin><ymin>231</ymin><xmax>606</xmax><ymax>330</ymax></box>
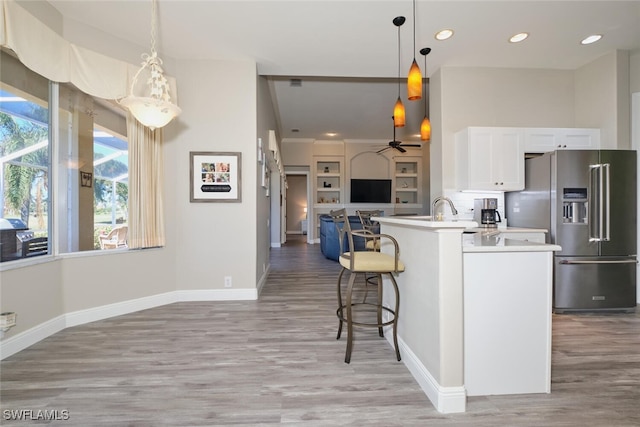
<box><xmin>462</xmin><ymin>234</ymin><xmax>561</xmax><ymax>253</ymax></box>
<box><xmin>374</xmin><ymin>215</ymin><xmax>478</xmax><ymax>229</ymax></box>
<box><xmin>466</xmin><ymin>226</ymin><xmax>548</xmax><ymax>234</ymax></box>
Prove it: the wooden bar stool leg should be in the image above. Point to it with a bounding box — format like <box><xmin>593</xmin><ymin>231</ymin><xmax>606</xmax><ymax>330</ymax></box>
<box><xmin>390</xmin><ymin>274</ymin><xmax>401</xmax><ymax>361</ymax></box>
<box><xmin>345</xmin><ymin>271</ymin><xmax>357</xmax><ymax>364</ymax></box>
<box><xmin>336</xmin><ymin>267</ymin><xmax>347</xmax><ymax>340</ymax></box>
<box><xmin>377</xmin><ymin>273</ymin><xmax>384</xmax><ymax>337</ymax></box>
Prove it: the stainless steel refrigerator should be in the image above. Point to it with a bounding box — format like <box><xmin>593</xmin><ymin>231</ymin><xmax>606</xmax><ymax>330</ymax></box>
<box><xmin>506</xmin><ymin>150</ymin><xmax>637</xmax><ymax>312</ymax></box>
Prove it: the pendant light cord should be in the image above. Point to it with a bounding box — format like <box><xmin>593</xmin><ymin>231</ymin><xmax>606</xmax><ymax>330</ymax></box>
<box><xmin>150</xmin><ymin>0</ymin><xmax>158</xmax><ymax>56</ymax></box>
<box><xmin>397</xmin><ymin>25</ymin><xmax>401</xmax><ymax>98</ymax></box>
<box><xmin>412</xmin><ymin>0</ymin><xmax>416</xmax><ymax>60</ymax></box>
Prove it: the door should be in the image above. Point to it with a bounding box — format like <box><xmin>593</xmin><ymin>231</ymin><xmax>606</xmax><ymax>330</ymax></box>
<box><xmin>555</xmin><ymin>256</ymin><xmax>637</xmax><ymax>310</ymax></box>
<box><xmin>598</xmin><ymin>150</ymin><xmax>637</xmax><ymax>256</ymax></box>
<box><xmin>554</xmin><ymin>150</ymin><xmax>599</xmax><ymax>256</ymax></box>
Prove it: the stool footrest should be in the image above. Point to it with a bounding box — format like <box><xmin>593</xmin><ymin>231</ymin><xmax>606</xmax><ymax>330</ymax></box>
<box><xmin>336</xmin><ymin>303</ymin><xmax>396</xmax><ymax>328</ymax></box>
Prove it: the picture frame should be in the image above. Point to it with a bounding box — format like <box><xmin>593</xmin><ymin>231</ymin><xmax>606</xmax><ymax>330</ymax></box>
<box><xmin>80</xmin><ymin>171</ymin><xmax>93</xmax><ymax>188</ymax></box>
<box><xmin>190</xmin><ymin>152</ymin><xmax>242</xmax><ymax>202</ymax></box>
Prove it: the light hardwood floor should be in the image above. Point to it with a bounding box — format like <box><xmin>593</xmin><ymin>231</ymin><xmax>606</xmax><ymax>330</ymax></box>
<box><xmin>1</xmin><ymin>235</ymin><xmax>639</xmax><ymax>426</ymax></box>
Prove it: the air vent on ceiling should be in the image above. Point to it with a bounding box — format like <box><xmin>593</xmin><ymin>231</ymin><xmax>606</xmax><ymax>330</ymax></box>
<box><xmin>289</xmin><ymin>79</ymin><xmax>302</xmax><ymax>87</ymax></box>
<box><xmin>291</xmin><ymin>128</ymin><xmax>300</xmax><ymax>133</ymax></box>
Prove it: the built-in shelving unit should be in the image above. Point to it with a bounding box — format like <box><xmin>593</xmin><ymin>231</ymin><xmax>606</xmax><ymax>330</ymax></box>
<box><xmin>313</xmin><ymin>157</ymin><xmax>344</xmax><ymax>241</ymax></box>
<box><xmin>393</xmin><ymin>159</ymin><xmax>421</xmax><ymax>207</ymax></box>
<box><xmin>314</xmin><ymin>158</ymin><xmax>343</xmax><ymax>205</ymax></box>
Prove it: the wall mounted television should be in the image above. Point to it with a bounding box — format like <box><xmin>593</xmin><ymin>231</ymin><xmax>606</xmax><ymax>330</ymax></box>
<box><xmin>350</xmin><ymin>179</ymin><xmax>392</xmax><ymax>203</ymax></box>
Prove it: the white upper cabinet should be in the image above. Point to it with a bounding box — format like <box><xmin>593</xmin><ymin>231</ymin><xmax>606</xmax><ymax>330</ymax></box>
<box><xmin>524</xmin><ymin>128</ymin><xmax>600</xmax><ymax>153</ymax></box>
<box><xmin>455</xmin><ymin>127</ymin><xmax>525</xmax><ymax>192</ymax></box>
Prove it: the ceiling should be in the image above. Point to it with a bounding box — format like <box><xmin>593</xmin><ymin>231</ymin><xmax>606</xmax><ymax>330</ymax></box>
<box><xmin>46</xmin><ymin>0</ymin><xmax>640</xmax><ymax>143</ymax></box>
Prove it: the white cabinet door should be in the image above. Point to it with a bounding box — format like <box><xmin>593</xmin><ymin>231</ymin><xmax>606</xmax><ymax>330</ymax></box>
<box><xmin>456</xmin><ymin>127</ymin><xmax>525</xmax><ymax>191</ymax></box>
<box><xmin>560</xmin><ymin>128</ymin><xmax>599</xmax><ymax>149</ymax></box>
<box><xmin>524</xmin><ymin>128</ymin><xmax>561</xmax><ymax>153</ymax></box>
<box><xmin>524</xmin><ymin>128</ymin><xmax>600</xmax><ymax>153</ymax></box>
<box><xmin>496</xmin><ymin>130</ymin><xmax>525</xmax><ymax>190</ymax></box>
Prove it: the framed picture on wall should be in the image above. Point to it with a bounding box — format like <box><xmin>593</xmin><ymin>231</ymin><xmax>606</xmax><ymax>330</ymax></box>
<box><xmin>80</xmin><ymin>171</ymin><xmax>93</xmax><ymax>188</ymax></box>
<box><xmin>190</xmin><ymin>152</ymin><xmax>242</xmax><ymax>202</ymax></box>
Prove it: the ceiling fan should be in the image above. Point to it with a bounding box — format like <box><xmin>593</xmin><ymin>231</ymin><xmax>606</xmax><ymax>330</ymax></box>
<box><xmin>376</xmin><ymin>117</ymin><xmax>421</xmax><ymax>154</ymax></box>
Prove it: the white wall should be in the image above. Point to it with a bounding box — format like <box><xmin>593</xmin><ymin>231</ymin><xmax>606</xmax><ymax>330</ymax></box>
<box><xmin>169</xmin><ymin>58</ymin><xmax>258</xmax><ymax>292</ymax></box>
<box><xmin>257</xmin><ymin>76</ymin><xmax>278</xmax><ymax>275</ymax></box>
<box><xmin>575</xmin><ymin>50</ymin><xmax>630</xmax><ymax>148</ymax></box>
<box><xmin>435</xmin><ymin>66</ymin><xmax>575</xmax><ymax>191</ymax></box>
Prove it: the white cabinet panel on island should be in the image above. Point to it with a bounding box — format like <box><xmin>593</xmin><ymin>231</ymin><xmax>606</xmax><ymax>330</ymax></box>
<box><xmin>373</xmin><ymin>216</ymin><xmax>561</xmax><ymax>412</ymax></box>
<box><xmin>462</xmin><ymin>234</ymin><xmax>561</xmax><ymax>396</ymax></box>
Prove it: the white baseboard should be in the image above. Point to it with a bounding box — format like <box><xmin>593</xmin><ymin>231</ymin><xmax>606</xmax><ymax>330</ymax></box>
<box><xmin>0</xmin><ymin>288</ymin><xmax>258</xmax><ymax>360</ymax></box>
<box><xmin>65</xmin><ymin>292</ymin><xmax>177</xmax><ymax>328</ymax></box>
<box><xmin>0</xmin><ymin>315</ymin><xmax>66</xmax><ymax>360</ymax></box>
<box><xmin>271</xmin><ymin>242</ymin><xmax>281</xmax><ymax>248</ymax></box>
<box><xmin>385</xmin><ymin>330</ymin><xmax>467</xmax><ymax>414</ymax></box>
<box><xmin>257</xmin><ymin>264</ymin><xmax>271</xmax><ymax>296</ymax></box>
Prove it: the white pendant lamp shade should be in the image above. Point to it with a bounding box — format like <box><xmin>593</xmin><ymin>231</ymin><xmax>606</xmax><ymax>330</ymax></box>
<box><xmin>121</xmin><ymin>95</ymin><xmax>181</xmax><ymax>130</ymax></box>
<box><xmin>120</xmin><ymin>0</ymin><xmax>181</xmax><ymax>130</ymax></box>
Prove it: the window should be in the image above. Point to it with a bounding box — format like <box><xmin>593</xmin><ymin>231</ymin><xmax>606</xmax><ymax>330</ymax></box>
<box><xmin>0</xmin><ymin>49</ymin><xmax>128</xmax><ymax>263</ymax></box>
<box><xmin>0</xmin><ymin>53</ymin><xmax>51</xmax><ymax>262</ymax></box>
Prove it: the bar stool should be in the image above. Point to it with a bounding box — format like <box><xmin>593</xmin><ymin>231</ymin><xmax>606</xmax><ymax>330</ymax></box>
<box><xmin>356</xmin><ymin>209</ymin><xmax>384</xmax><ymax>302</ymax></box>
<box><xmin>356</xmin><ymin>209</ymin><xmax>383</xmax><ymax>252</ymax></box>
<box><xmin>329</xmin><ymin>208</ymin><xmax>405</xmax><ymax>363</ymax></box>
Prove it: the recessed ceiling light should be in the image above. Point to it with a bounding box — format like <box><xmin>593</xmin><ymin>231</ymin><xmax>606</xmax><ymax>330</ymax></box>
<box><xmin>435</xmin><ymin>29</ymin><xmax>454</xmax><ymax>41</ymax></box>
<box><xmin>581</xmin><ymin>34</ymin><xmax>602</xmax><ymax>45</ymax></box>
<box><xmin>325</xmin><ymin>132</ymin><xmax>337</xmax><ymax>137</ymax></box>
<box><xmin>509</xmin><ymin>32</ymin><xmax>529</xmax><ymax>43</ymax></box>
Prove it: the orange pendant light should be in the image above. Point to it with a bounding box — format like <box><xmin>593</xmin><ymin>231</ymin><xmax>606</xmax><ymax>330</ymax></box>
<box><xmin>394</xmin><ymin>97</ymin><xmax>406</xmax><ymax>127</ymax></box>
<box><xmin>407</xmin><ymin>0</ymin><xmax>422</xmax><ymax>100</ymax></box>
<box><xmin>420</xmin><ymin>47</ymin><xmax>432</xmax><ymax>141</ymax></box>
<box><xmin>408</xmin><ymin>59</ymin><xmax>422</xmax><ymax>100</ymax></box>
<box><xmin>420</xmin><ymin>116</ymin><xmax>431</xmax><ymax>141</ymax></box>
<box><xmin>392</xmin><ymin>16</ymin><xmax>406</xmax><ymax>128</ymax></box>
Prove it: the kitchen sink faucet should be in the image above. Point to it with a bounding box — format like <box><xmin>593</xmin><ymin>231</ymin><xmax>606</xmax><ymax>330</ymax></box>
<box><xmin>432</xmin><ymin>196</ymin><xmax>459</xmax><ymax>221</ymax></box>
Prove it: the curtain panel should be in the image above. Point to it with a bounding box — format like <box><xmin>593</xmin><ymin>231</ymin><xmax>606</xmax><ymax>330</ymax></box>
<box><xmin>127</xmin><ymin>115</ymin><xmax>166</xmax><ymax>249</ymax></box>
<box><xmin>0</xmin><ymin>0</ymin><xmax>177</xmax><ymax>102</ymax></box>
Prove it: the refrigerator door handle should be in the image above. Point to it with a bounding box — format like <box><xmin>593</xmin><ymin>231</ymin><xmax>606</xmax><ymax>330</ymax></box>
<box><xmin>589</xmin><ymin>164</ymin><xmax>603</xmax><ymax>242</ymax></box>
<box><xmin>560</xmin><ymin>259</ymin><xmax>638</xmax><ymax>265</ymax></box>
<box><xmin>603</xmin><ymin>163</ymin><xmax>611</xmax><ymax>241</ymax></box>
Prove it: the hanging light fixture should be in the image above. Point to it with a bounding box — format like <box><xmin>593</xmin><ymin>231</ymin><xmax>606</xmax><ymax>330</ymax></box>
<box><xmin>392</xmin><ymin>16</ymin><xmax>406</xmax><ymax>128</ymax></box>
<box><xmin>420</xmin><ymin>47</ymin><xmax>431</xmax><ymax>141</ymax></box>
<box><xmin>120</xmin><ymin>0</ymin><xmax>181</xmax><ymax>130</ymax></box>
<box><xmin>407</xmin><ymin>0</ymin><xmax>422</xmax><ymax>101</ymax></box>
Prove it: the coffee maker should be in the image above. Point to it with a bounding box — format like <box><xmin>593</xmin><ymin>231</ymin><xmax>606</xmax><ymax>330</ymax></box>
<box><xmin>474</xmin><ymin>198</ymin><xmax>502</xmax><ymax>228</ymax></box>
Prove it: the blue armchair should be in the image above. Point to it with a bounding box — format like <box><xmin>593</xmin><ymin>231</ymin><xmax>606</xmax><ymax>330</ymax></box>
<box><xmin>319</xmin><ymin>214</ymin><xmax>379</xmax><ymax>261</ymax></box>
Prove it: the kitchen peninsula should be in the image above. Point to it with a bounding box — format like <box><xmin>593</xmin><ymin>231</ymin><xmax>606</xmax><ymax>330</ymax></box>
<box><xmin>374</xmin><ymin>216</ymin><xmax>561</xmax><ymax>413</ymax></box>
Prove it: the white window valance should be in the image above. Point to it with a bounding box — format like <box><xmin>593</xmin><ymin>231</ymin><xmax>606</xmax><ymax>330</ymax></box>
<box><xmin>0</xmin><ymin>0</ymin><xmax>178</xmax><ymax>102</ymax></box>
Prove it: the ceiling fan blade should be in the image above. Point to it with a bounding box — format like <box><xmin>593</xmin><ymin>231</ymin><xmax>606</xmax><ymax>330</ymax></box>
<box><xmin>376</xmin><ymin>147</ymin><xmax>390</xmax><ymax>154</ymax></box>
<box><xmin>395</xmin><ymin>146</ymin><xmax>407</xmax><ymax>153</ymax></box>
<box><xmin>401</xmin><ymin>144</ymin><xmax>421</xmax><ymax>147</ymax></box>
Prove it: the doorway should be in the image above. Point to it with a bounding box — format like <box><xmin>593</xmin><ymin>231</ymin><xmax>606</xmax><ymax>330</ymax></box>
<box><xmin>285</xmin><ymin>174</ymin><xmax>308</xmax><ymax>240</ymax></box>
